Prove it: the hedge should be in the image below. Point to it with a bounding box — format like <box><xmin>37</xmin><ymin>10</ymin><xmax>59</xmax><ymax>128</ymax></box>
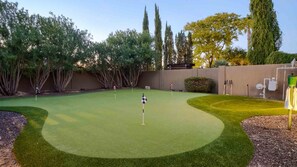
<box><xmin>184</xmin><ymin>77</ymin><xmax>214</xmax><ymax>93</ymax></box>
<box><xmin>265</xmin><ymin>51</ymin><xmax>297</xmax><ymax>64</ymax></box>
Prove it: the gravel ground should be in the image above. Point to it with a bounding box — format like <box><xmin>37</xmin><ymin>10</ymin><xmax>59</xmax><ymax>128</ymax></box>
<box><xmin>0</xmin><ymin>111</ymin><xmax>296</xmax><ymax>167</ymax></box>
<box><xmin>0</xmin><ymin>112</ymin><xmax>26</xmax><ymax>167</ymax></box>
<box><xmin>242</xmin><ymin>115</ymin><xmax>297</xmax><ymax>167</ymax></box>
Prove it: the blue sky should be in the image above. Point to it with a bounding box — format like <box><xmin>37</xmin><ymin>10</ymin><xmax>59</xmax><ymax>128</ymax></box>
<box><xmin>12</xmin><ymin>0</ymin><xmax>297</xmax><ymax>53</ymax></box>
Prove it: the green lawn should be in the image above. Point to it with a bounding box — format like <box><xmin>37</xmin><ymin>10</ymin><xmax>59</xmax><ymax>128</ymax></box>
<box><xmin>0</xmin><ymin>90</ymin><xmax>291</xmax><ymax>166</ymax></box>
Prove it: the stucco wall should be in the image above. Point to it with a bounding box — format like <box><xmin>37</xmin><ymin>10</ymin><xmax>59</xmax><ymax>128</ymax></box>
<box><xmin>138</xmin><ymin>64</ymin><xmax>297</xmax><ymax>100</ymax></box>
<box><xmin>138</xmin><ymin>68</ymin><xmax>219</xmax><ymax>93</ymax></box>
<box><xmin>18</xmin><ymin>72</ymin><xmax>101</xmax><ymax>93</ymax></box>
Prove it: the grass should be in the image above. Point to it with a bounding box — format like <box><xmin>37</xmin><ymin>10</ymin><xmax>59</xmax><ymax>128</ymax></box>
<box><xmin>0</xmin><ymin>90</ymin><xmax>292</xmax><ymax>166</ymax></box>
<box><xmin>0</xmin><ymin>89</ymin><xmax>223</xmax><ymax>158</ymax></box>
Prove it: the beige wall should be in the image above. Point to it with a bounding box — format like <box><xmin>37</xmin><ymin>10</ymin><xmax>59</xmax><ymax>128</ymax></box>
<box><xmin>219</xmin><ymin>64</ymin><xmax>297</xmax><ymax>100</ymax></box>
<box><xmin>16</xmin><ymin>64</ymin><xmax>297</xmax><ymax>100</ymax></box>
<box><xmin>138</xmin><ymin>64</ymin><xmax>297</xmax><ymax>100</ymax></box>
<box><xmin>18</xmin><ymin>72</ymin><xmax>101</xmax><ymax>93</ymax></box>
<box><xmin>138</xmin><ymin>68</ymin><xmax>219</xmax><ymax>93</ymax></box>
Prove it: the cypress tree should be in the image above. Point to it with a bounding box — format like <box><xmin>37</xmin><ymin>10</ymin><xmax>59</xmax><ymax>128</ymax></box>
<box><xmin>142</xmin><ymin>6</ymin><xmax>149</xmax><ymax>34</ymax></box>
<box><xmin>163</xmin><ymin>23</ymin><xmax>175</xmax><ymax>68</ymax></box>
<box><xmin>248</xmin><ymin>0</ymin><xmax>282</xmax><ymax>64</ymax></box>
<box><xmin>175</xmin><ymin>31</ymin><xmax>187</xmax><ymax>64</ymax></box>
<box><xmin>168</xmin><ymin>26</ymin><xmax>175</xmax><ymax>64</ymax></box>
<box><xmin>163</xmin><ymin>23</ymin><xmax>169</xmax><ymax>69</ymax></box>
<box><xmin>185</xmin><ymin>32</ymin><xmax>193</xmax><ymax>64</ymax></box>
<box><xmin>154</xmin><ymin>4</ymin><xmax>163</xmax><ymax>70</ymax></box>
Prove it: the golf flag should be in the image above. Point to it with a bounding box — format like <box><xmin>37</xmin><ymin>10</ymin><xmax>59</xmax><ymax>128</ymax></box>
<box><xmin>285</xmin><ymin>87</ymin><xmax>293</xmax><ymax>109</ymax></box>
<box><xmin>141</xmin><ymin>93</ymin><xmax>147</xmax><ymax>104</ymax></box>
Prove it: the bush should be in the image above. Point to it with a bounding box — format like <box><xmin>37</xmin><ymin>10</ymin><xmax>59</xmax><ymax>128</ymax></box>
<box><xmin>184</xmin><ymin>77</ymin><xmax>214</xmax><ymax>93</ymax></box>
<box><xmin>265</xmin><ymin>51</ymin><xmax>297</xmax><ymax>64</ymax></box>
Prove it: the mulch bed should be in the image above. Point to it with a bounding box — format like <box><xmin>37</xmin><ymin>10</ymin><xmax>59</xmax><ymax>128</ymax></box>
<box><xmin>0</xmin><ymin>110</ymin><xmax>296</xmax><ymax>166</ymax></box>
<box><xmin>242</xmin><ymin>115</ymin><xmax>297</xmax><ymax>167</ymax></box>
<box><xmin>0</xmin><ymin>112</ymin><xmax>26</xmax><ymax>167</ymax></box>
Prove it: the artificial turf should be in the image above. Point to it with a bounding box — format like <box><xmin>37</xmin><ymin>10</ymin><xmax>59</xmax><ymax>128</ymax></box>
<box><xmin>0</xmin><ymin>90</ymin><xmax>292</xmax><ymax>166</ymax></box>
<box><xmin>0</xmin><ymin>89</ymin><xmax>223</xmax><ymax>158</ymax></box>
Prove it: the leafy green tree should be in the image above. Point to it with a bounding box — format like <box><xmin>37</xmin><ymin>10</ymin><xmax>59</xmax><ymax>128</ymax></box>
<box><xmin>0</xmin><ymin>1</ymin><xmax>32</xmax><ymax>95</ymax></box>
<box><xmin>248</xmin><ymin>0</ymin><xmax>282</xmax><ymax>64</ymax></box>
<box><xmin>223</xmin><ymin>47</ymin><xmax>249</xmax><ymax>65</ymax></box>
<box><xmin>213</xmin><ymin>59</ymin><xmax>229</xmax><ymax>68</ymax></box>
<box><xmin>23</xmin><ymin>14</ymin><xmax>52</xmax><ymax>93</ymax></box>
<box><xmin>108</xmin><ymin>30</ymin><xmax>153</xmax><ymax>87</ymax></box>
<box><xmin>48</xmin><ymin>13</ymin><xmax>92</xmax><ymax>92</ymax></box>
<box><xmin>185</xmin><ymin>13</ymin><xmax>242</xmax><ymax>68</ymax></box>
<box><xmin>88</xmin><ymin>29</ymin><xmax>154</xmax><ymax>88</ymax></box>
<box><xmin>154</xmin><ymin>4</ymin><xmax>162</xmax><ymax>70</ymax></box>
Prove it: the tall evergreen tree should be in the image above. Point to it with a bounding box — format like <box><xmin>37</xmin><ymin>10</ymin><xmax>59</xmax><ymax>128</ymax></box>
<box><xmin>163</xmin><ymin>23</ymin><xmax>169</xmax><ymax>68</ymax></box>
<box><xmin>142</xmin><ymin>6</ymin><xmax>149</xmax><ymax>34</ymax></box>
<box><xmin>154</xmin><ymin>4</ymin><xmax>163</xmax><ymax>70</ymax></box>
<box><xmin>163</xmin><ymin>23</ymin><xmax>175</xmax><ymax>68</ymax></box>
<box><xmin>185</xmin><ymin>32</ymin><xmax>193</xmax><ymax>64</ymax></box>
<box><xmin>175</xmin><ymin>31</ymin><xmax>187</xmax><ymax>64</ymax></box>
<box><xmin>168</xmin><ymin>26</ymin><xmax>175</xmax><ymax>64</ymax></box>
<box><xmin>248</xmin><ymin>0</ymin><xmax>282</xmax><ymax>64</ymax></box>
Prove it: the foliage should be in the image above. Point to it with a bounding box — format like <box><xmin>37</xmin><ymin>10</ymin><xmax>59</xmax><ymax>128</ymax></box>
<box><xmin>88</xmin><ymin>29</ymin><xmax>154</xmax><ymax>88</ymax></box>
<box><xmin>23</xmin><ymin>14</ymin><xmax>52</xmax><ymax>92</ymax></box>
<box><xmin>163</xmin><ymin>23</ymin><xmax>176</xmax><ymax>68</ymax></box>
<box><xmin>237</xmin><ymin>15</ymin><xmax>253</xmax><ymax>49</ymax></box>
<box><xmin>185</xmin><ymin>13</ymin><xmax>243</xmax><ymax>68</ymax></box>
<box><xmin>223</xmin><ymin>47</ymin><xmax>249</xmax><ymax>65</ymax></box>
<box><xmin>154</xmin><ymin>4</ymin><xmax>162</xmax><ymax>70</ymax></box>
<box><xmin>142</xmin><ymin>6</ymin><xmax>149</xmax><ymax>34</ymax></box>
<box><xmin>185</xmin><ymin>32</ymin><xmax>193</xmax><ymax>64</ymax></box>
<box><xmin>175</xmin><ymin>31</ymin><xmax>187</xmax><ymax>64</ymax></box>
<box><xmin>0</xmin><ymin>0</ymin><xmax>32</xmax><ymax>95</ymax></box>
<box><xmin>46</xmin><ymin>13</ymin><xmax>92</xmax><ymax>92</ymax></box>
<box><xmin>0</xmin><ymin>1</ymin><xmax>92</xmax><ymax>94</ymax></box>
<box><xmin>248</xmin><ymin>0</ymin><xmax>282</xmax><ymax>64</ymax></box>
<box><xmin>265</xmin><ymin>51</ymin><xmax>297</xmax><ymax>64</ymax></box>
<box><xmin>184</xmin><ymin>77</ymin><xmax>214</xmax><ymax>92</ymax></box>
<box><xmin>213</xmin><ymin>59</ymin><xmax>229</xmax><ymax>67</ymax></box>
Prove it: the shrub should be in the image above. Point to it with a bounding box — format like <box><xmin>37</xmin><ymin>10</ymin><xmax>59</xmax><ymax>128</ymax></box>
<box><xmin>184</xmin><ymin>77</ymin><xmax>214</xmax><ymax>93</ymax></box>
<box><xmin>265</xmin><ymin>51</ymin><xmax>297</xmax><ymax>64</ymax></box>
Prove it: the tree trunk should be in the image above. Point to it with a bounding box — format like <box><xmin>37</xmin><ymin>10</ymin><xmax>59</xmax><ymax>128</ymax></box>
<box><xmin>29</xmin><ymin>64</ymin><xmax>50</xmax><ymax>93</ymax></box>
<box><xmin>0</xmin><ymin>62</ymin><xmax>22</xmax><ymax>96</ymax></box>
<box><xmin>52</xmin><ymin>68</ymin><xmax>73</xmax><ymax>92</ymax></box>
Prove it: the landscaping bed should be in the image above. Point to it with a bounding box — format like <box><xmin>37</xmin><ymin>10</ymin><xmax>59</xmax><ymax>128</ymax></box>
<box><xmin>242</xmin><ymin>115</ymin><xmax>297</xmax><ymax>166</ymax></box>
<box><xmin>0</xmin><ymin>112</ymin><xmax>26</xmax><ymax>167</ymax></box>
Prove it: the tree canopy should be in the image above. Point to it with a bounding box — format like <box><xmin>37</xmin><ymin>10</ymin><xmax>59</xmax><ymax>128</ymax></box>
<box><xmin>185</xmin><ymin>13</ymin><xmax>244</xmax><ymax>68</ymax></box>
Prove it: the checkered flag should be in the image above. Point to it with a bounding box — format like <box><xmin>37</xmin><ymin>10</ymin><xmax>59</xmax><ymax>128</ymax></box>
<box><xmin>141</xmin><ymin>93</ymin><xmax>147</xmax><ymax>104</ymax></box>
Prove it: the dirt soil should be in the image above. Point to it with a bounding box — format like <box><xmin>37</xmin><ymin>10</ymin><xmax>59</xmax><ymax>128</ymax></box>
<box><xmin>0</xmin><ymin>110</ymin><xmax>297</xmax><ymax>167</ymax></box>
<box><xmin>242</xmin><ymin>115</ymin><xmax>297</xmax><ymax>167</ymax></box>
<box><xmin>0</xmin><ymin>112</ymin><xmax>26</xmax><ymax>167</ymax></box>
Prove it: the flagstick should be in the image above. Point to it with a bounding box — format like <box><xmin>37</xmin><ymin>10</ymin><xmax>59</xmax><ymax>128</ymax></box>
<box><xmin>142</xmin><ymin>103</ymin><xmax>145</xmax><ymax>125</ymax></box>
<box><xmin>288</xmin><ymin>87</ymin><xmax>293</xmax><ymax>130</ymax></box>
<box><xmin>35</xmin><ymin>95</ymin><xmax>37</xmax><ymax>101</ymax></box>
<box><xmin>288</xmin><ymin>109</ymin><xmax>292</xmax><ymax>130</ymax></box>
<box><xmin>113</xmin><ymin>86</ymin><xmax>117</xmax><ymax>100</ymax></box>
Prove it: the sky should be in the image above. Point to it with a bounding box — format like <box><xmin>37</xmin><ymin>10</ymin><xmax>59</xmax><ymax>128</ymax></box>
<box><xmin>11</xmin><ymin>0</ymin><xmax>297</xmax><ymax>53</ymax></box>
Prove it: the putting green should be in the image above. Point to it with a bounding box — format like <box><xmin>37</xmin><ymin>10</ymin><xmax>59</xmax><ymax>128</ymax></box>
<box><xmin>0</xmin><ymin>89</ymin><xmax>224</xmax><ymax>158</ymax></box>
